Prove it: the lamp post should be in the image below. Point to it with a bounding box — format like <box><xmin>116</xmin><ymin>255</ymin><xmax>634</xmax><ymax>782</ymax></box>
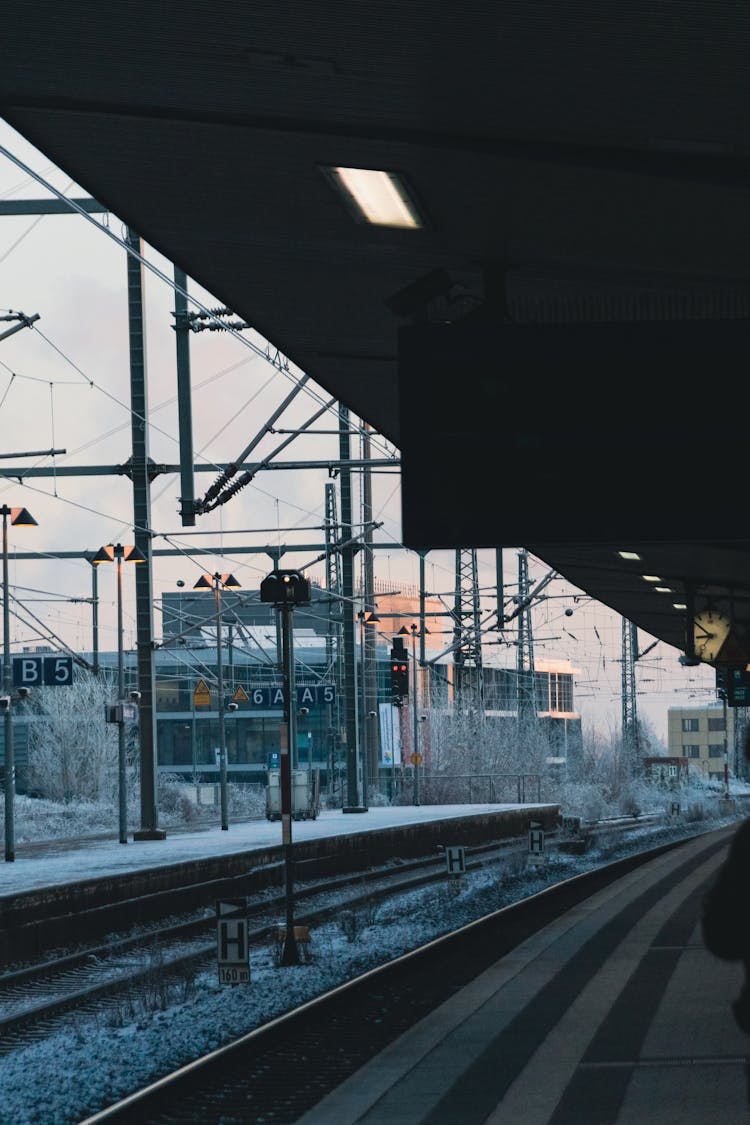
<box><xmin>194</xmin><ymin>570</ymin><xmax>241</xmax><ymax>831</ymax></box>
<box><xmin>260</xmin><ymin>568</ymin><xmax>312</xmax><ymax>967</ymax></box>
<box><xmin>2</xmin><ymin>505</ymin><xmax>37</xmax><ymax>862</ymax></box>
<box><xmin>357</xmin><ymin>609</ymin><xmax>380</xmax><ymax>807</ymax></box>
<box><xmin>92</xmin><ymin>543</ymin><xmax>146</xmax><ymax>844</ymax></box>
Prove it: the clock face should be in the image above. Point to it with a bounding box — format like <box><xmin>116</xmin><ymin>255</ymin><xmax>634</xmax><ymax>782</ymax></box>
<box><xmin>693</xmin><ymin>609</ymin><xmax>732</xmax><ymax>663</ymax></box>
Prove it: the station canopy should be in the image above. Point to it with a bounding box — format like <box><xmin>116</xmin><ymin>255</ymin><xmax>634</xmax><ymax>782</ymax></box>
<box><xmin>3</xmin><ymin>1</ymin><xmax>750</xmax><ymax>662</ymax></box>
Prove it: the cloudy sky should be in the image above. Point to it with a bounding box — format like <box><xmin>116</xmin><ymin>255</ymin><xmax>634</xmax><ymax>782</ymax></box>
<box><xmin>0</xmin><ymin>117</ymin><xmax>716</xmax><ymax>741</ymax></box>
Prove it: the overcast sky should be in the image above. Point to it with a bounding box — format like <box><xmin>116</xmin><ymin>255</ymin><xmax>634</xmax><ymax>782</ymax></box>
<box><xmin>0</xmin><ymin>118</ymin><xmax>717</xmax><ymax>742</ymax></box>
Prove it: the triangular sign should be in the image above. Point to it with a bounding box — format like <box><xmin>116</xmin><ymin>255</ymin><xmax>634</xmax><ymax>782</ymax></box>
<box><xmin>216</xmin><ymin>898</ymin><xmax>246</xmax><ymax>917</ymax></box>
<box><xmin>193</xmin><ymin>679</ymin><xmax>211</xmax><ymax>706</ymax></box>
<box><xmin>232</xmin><ymin>685</ymin><xmax>249</xmax><ymax>702</ymax></box>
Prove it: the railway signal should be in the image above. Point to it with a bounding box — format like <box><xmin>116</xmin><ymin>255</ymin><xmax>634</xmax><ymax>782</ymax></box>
<box><xmin>390</xmin><ymin>648</ymin><xmax>409</xmax><ymax>701</ymax></box>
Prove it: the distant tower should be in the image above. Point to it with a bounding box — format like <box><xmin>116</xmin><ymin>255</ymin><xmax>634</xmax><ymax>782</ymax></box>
<box><xmin>516</xmin><ymin>549</ymin><xmax>537</xmax><ymax>725</ymax></box>
<box><xmin>453</xmin><ymin>548</ymin><xmax>484</xmax><ymax>716</ymax></box>
<box><xmin>621</xmin><ymin>618</ymin><xmax>639</xmax><ymax>769</ymax></box>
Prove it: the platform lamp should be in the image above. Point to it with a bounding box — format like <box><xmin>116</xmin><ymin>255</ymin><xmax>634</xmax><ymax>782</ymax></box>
<box><xmin>357</xmin><ymin>609</ymin><xmax>380</xmax><ymax>807</ymax></box>
<box><xmin>92</xmin><ymin>543</ymin><xmax>146</xmax><ymax>844</ymax></box>
<box><xmin>193</xmin><ymin>571</ymin><xmax>241</xmax><ymax>831</ymax></box>
<box><xmin>2</xmin><ymin>505</ymin><xmax>37</xmax><ymax>862</ymax></box>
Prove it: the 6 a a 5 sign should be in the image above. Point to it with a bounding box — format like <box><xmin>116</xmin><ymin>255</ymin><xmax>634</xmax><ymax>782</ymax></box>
<box><xmin>246</xmin><ymin>684</ymin><xmax>336</xmax><ymax>710</ymax></box>
<box><xmin>13</xmin><ymin>655</ymin><xmax>74</xmax><ymax>687</ymax></box>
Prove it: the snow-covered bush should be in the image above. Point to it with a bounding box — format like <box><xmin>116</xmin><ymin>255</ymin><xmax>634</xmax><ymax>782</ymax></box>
<box><xmin>26</xmin><ymin>671</ymin><xmax>122</xmax><ymax>803</ymax></box>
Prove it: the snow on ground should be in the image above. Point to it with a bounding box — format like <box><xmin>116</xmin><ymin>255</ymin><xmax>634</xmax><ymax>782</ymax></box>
<box><xmin>0</xmin><ymin>804</ymin><xmax>741</xmax><ymax>1125</ymax></box>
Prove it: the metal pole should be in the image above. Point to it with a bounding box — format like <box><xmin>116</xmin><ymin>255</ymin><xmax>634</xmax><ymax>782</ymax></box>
<box><xmin>191</xmin><ymin>698</ymin><xmax>197</xmax><ymax>783</ymax></box>
<box><xmin>125</xmin><ymin>228</ymin><xmax>162</xmax><ymax>840</ymax></box>
<box><xmin>214</xmin><ymin>574</ymin><xmax>229</xmax><ymax>830</ymax></box>
<box><xmin>359</xmin><ymin>612</ymin><xmax>367</xmax><ymax>805</ymax></box>
<box><xmin>280</xmin><ymin>601</ymin><xmax>299</xmax><ymax>965</ymax></box>
<box><xmin>115</xmin><ymin>550</ymin><xmax>127</xmax><ymax>844</ymax></box>
<box><xmin>412</xmin><ymin>627</ymin><xmax>420</xmax><ymax>806</ymax></box>
<box><xmin>173</xmin><ymin>265</ymin><xmax>196</xmax><ymax>527</ymax></box>
<box><xmin>390</xmin><ymin>703</ymin><xmax>397</xmax><ymax>800</ymax></box>
<box><xmin>91</xmin><ymin>561</ymin><xmax>100</xmax><ymax>676</ymax></box>
<box><xmin>2</xmin><ymin>509</ymin><xmax>14</xmax><ymax>862</ymax></box>
<box><xmin>723</xmin><ymin>695</ymin><xmax>730</xmax><ymax>799</ymax></box>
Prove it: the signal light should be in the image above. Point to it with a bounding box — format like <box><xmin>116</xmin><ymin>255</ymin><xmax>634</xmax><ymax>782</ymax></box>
<box><xmin>389</xmin><ymin>649</ymin><xmax>409</xmax><ymax>700</ymax></box>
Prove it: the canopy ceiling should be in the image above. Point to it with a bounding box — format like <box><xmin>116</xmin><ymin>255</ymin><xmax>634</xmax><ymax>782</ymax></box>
<box><xmin>2</xmin><ymin>1</ymin><xmax>750</xmax><ymax>667</ymax></box>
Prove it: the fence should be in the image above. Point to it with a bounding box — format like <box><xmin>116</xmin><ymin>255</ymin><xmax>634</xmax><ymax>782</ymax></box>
<box><xmin>326</xmin><ymin>773</ymin><xmax>542</xmax><ymax>808</ymax></box>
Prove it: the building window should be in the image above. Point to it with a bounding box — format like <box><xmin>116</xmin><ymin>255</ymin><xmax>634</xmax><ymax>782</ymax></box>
<box><xmin>684</xmin><ymin>745</ymin><xmax>700</xmax><ymax>758</ymax></box>
<box><xmin>708</xmin><ymin>717</ymin><xmax>726</xmax><ymax>731</ymax></box>
<box><xmin>681</xmin><ymin>718</ymin><xmax>699</xmax><ymax>732</ymax></box>
<box><xmin>708</xmin><ymin>746</ymin><xmax>724</xmax><ymax>758</ymax></box>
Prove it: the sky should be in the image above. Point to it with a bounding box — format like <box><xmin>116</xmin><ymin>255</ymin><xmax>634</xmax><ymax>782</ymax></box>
<box><xmin>0</xmin><ymin>799</ymin><xmax>736</xmax><ymax>1125</ymax></box>
<box><xmin>0</xmin><ymin>117</ymin><xmax>718</xmax><ymax>743</ymax></box>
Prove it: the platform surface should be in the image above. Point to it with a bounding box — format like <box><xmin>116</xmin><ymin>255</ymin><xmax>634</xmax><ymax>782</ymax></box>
<box><xmin>0</xmin><ymin>803</ymin><xmax>547</xmax><ymax>897</ymax></box>
<box><xmin>297</xmin><ymin>825</ymin><xmax>750</xmax><ymax>1125</ymax></box>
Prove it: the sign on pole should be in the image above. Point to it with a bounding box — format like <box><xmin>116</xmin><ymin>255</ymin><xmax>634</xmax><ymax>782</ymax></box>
<box><xmin>445</xmin><ymin>845</ymin><xmax>466</xmax><ymax>875</ymax></box>
<box><xmin>13</xmin><ymin>654</ymin><xmax>74</xmax><ymax>687</ymax></box>
<box><xmin>527</xmin><ymin>820</ymin><xmax>546</xmax><ymax>866</ymax></box>
<box><xmin>193</xmin><ymin>679</ymin><xmax>211</xmax><ymax>707</ymax></box>
<box><xmin>216</xmin><ymin>899</ymin><xmax>250</xmax><ymax>984</ymax></box>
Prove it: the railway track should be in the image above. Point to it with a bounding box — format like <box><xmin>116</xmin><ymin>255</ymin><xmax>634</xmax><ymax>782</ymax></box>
<box><xmin>0</xmin><ymin>818</ymin><xmax>702</xmax><ymax>1070</ymax></box>
<box><xmin>0</xmin><ymin>831</ymin><xmax>540</xmax><ymax>1050</ymax></box>
<box><xmin>0</xmin><ymin>813</ymin><xmax>662</xmax><ymax>1052</ymax></box>
<box><xmin>78</xmin><ymin>823</ymin><xmax>732</xmax><ymax>1125</ymax></box>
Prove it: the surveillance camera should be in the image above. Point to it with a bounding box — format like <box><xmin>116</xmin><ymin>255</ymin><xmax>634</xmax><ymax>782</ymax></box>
<box><xmin>564</xmin><ymin>608</ymin><xmax>574</xmax><ymax>617</ymax></box>
<box><xmin>419</xmin><ymin>715</ymin><xmax>427</xmax><ymax>722</ymax></box>
<box><xmin>176</xmin><ymin>579</ymin><xmax>185</xmax><ymax>588</ymax></box>
<box><xmin>227</xmin><ymin>701</ymin><xmax>239</xmax><ymax>712</ymax></box>
<box><xmin>129</xmin><ymin>690</ymin><xmax>142</xmax><ymax>702</ymax></box>
<box><xmin>368</xmin><ymin>710</ymin><xmax>376</xmax><ymax>718</ymax></box>
<box><xmin>16</xmin><ymin>686</ymin><xmax>30</xmax><ymax>700</ymax></box>
<box><xmin>0</xmin><ymin>696</ymin><xmax>10</xmax><ymax>711</ymax></box>
<box><xmin>299</xmin><ymin>706</ymin><xmax>310</xmax><ymax>715</ymax></box>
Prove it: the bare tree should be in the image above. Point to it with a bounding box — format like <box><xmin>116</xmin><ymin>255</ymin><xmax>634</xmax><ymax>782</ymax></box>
<box><xmin>26</xmin><ymin>671</ymin><xmax>120</xmax><ymax>802</ymax></box>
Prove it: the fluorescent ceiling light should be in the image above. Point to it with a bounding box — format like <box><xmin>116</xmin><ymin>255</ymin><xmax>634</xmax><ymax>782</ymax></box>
<box><xmin>673</xmin><ymin>602</ymin><xmax>687</xmax><ymax>610</ymax></box>
<box><xmin>642</xmin><ymin>575</ymin><xmax>661</xmax><ymax>583</ymax></box>
<box><xmin>325</xmin><ymin>167</ymin><xmax>423</xmax><ymax>228</ymax></box>
<box><xmin>655</xmin><ymin>586</ymin><xmax>672</xmax><ymax>593</ymax></box>
<box><xmin>617</xmin><ymin>550</ymin><xmax>642</xmax><ymax>561</ymax></box>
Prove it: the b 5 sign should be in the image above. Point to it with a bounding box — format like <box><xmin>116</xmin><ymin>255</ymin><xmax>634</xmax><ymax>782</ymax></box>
<box><xmin>13</xmin><ymin>655</ymin><xmax>74</xmax><ymax>687</ymax></box>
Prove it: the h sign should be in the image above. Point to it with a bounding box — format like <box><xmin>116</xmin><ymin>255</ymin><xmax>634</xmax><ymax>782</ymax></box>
<box><xmin>13</xmin><ymin>655</ymin><xmax>74</xmax><ymax>687</ymax></box>
<box><xmin>445</xmin><ymin>845</ymin><xmax>466</xmax><ymax>875</ymax></box>
<box><xmin>216</xmin><ymin>899</ymin><xmax>250</xmax><ymax>985</ymax></box>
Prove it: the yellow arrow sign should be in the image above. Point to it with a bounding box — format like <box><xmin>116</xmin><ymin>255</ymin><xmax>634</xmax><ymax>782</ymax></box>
<box><xmin>193</xmin><ymin>679</ymin><xmax>211</xmax><ymax>707</ymax></box>
<box><xmin>232</xmin><ymin>685</ymin><xmax>249</xmax><ymax>702</ymax></box>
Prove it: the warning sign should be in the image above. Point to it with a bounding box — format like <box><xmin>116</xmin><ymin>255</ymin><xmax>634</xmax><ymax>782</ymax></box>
<box><xmin>232</xmin><ymin>685</ymin><xmax>249</xmax><ymax>702</ymax></box>
<box><xmin>193</xmin><ymin>679</ymin><xmax>211</xmax><ymax>707</ymax></box>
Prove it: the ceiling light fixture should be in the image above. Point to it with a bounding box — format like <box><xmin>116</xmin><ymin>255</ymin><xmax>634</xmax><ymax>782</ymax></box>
<box><xmin>673</xmin><ymin>602</ymin><xmax>687</xmax><ymax>610</ymax></box>
<box><xmin>323</xmin><ymin>166</ymin><xmax>423</xmax><ymax>228</ymax></box>
<box><xmin>642</xmin><ymin>575</ymin><xmax>661</xmax><ymax>583</ymax></box>
<box><xmin>617</xmin><ymin>550</ymin><xmax>642</xmax><ymax>561</ymax></box>
<box><xmin>655</xmin><ymin>586</ymin><xmax>672</xmax><ymax>593</ymax></box>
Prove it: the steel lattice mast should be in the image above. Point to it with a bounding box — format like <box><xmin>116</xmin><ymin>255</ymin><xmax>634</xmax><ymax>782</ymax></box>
<box><xmin>621</xmin><ymin>618</ymin><xmax>639</xmax><ymax>769</ymax></box>
<box><xmin>452</xmin><ymin>548</ymin><xmax>484</xmax><ymax>715</ymax></box>
<box><xmin>516</xmin><ymin>549</ymin><xmax>537</xmax><ymax>725</ymax></box>
<box><xmin>324</xmin><ymin>481</ymin><xmax>344</xmax><ymax>778</ymax></box>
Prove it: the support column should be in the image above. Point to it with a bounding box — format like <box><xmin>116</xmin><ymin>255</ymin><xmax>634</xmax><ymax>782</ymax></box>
<box><xmin>125</xmin><ymin>228</ymin><xmax>165</xmax><ymax>840</ymax></box>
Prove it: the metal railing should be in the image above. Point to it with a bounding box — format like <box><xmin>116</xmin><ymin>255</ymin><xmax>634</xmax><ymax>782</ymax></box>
<box><xmin>326</xmin><ymin>773</ymin><xmax>542</xmax><ymax>808</ymax></box>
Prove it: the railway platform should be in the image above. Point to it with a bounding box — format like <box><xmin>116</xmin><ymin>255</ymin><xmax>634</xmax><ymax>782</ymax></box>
<box><xmin>297</xmin><ymin>823</ymin><xmax>749</xmax><ymax>1125</ymax></box>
